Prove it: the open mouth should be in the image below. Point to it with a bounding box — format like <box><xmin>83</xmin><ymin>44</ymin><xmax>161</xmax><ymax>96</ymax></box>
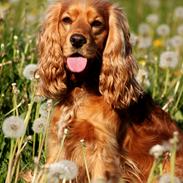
<box><xmin>66</xmin><ymin>53</ymin><xmax>87</xmax><ymax>73</ymax></box>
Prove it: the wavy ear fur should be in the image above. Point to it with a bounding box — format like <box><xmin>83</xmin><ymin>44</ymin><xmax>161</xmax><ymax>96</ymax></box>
<box><xmin>99</xmin><ymin>5</ymin><xmax>143</xmax><ymax>109</ymax></box>
<box><xmin>37</xmin><ymin>3</ymin><xmax>67</xmax><ymax>99</ymax></box>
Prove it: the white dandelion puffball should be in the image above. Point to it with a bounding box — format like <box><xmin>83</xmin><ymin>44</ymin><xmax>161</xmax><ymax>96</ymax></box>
<box><xmin>23</xmin><ymin>64</ymin><xmax>37</xmax><ymax>80</ymax></box>
<box><xmin>174</xmin><ymin>6</ymin><xmax>183</xmax><ymax>20</ymax></box>
<box><xmin>156</xmin><ymin>24</ymin><xmax>170</xmax><ymax>37</ymax></box>
<box><xmin>146</xmin><ymin>0</ymin><xmax>160</xmax><ymax>9</ymax></box>
<box><xmin>136</xmin><ymin>68</ymin><xmax>150</xmax><ymax>87</ymax></box>
<box><xmin>32</xmin><ymin>118</ymin><xmax>46</xmax><ymax>134</ymax></box>
<box><xmin>138</xmin><ymin>36</ymin><xmax>152</xmax><ymax>49</ymax></box>
<box><xmin>160</xmin><ymin>51</ymin><xmax>179</xmax><ymax>69</ymax></box>
<box><xmin>138</xmin><ymin>23</ymin><xmax>151</xmax><ymax>36</ymax></box>
<box><xmin>149</xmin><ymin>144</ymin><xmax>165</xmax><ymax>159</ymax></box>
<box><xmin>146</xmin><ymin>14</ymin><xmax>159</xmax><ymax>25</ymax></box>
<box><xmin>159</xmin><ymin>173</ymin><xmax>181</xmax><ymax>183</ymax></box>
<box><xmin>2</xmin><ymin>116</ymin><xmax>25</xmax><ymax>138</ymax></box>
<box><xmin>167</xmin><ymin>35</ymin><xmax>183</xmax><ymax>49</ymax></box>
<box><xmin>177</xmin><ymin>24</ymin><xmax>183</xmax><ymax>36</ymax></box>
<box><xmin>48</xmin><ymin>160</ymin><xmax>78</xmax><ymax>181</ymax></box>
<box><xmin>129</xmin><ymin>33</ymin><xmax>138</xmax><ymax>46</ymax></box>
<box><xmin>39</xmin><ymin>102</ymin><xmax>48</xmax><ymax>118</ymax></box>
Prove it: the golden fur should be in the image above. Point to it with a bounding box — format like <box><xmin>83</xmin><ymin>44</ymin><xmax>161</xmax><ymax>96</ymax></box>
<box><xmin>37</xmin><ymin>0</ymin><xmax>183</xmax><ymax>182</ymax></box>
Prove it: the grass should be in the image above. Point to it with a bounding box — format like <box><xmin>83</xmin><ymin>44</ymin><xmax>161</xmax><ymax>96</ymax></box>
<box><xmin>0</xmin><ymin>0</ymin><xmax>183</xmax><ymax>182</ymax></box>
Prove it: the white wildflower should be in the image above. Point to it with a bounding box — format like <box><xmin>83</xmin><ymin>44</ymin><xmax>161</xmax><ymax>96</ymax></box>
<box><xmin>138</xmin><ymin>36</ymin><xmax>152</xmax><ymax>49</ymax></box>
<box><xmin>138</xmin><ymin>23</ymin><xmax>152</xmax><ymax>36</ymax></box>
<box><xmin>136</xmin><ymin>68</ymin><xmax>150</xmax><ymax>87</ymax></box>
<box><xmin>162</xmin><ymin>141</ymin><xmax>172</xmax><ymax>152</ymax></box>
<box><xmin>34</xmin><ymin>95</ymin><xmax>45</xmax><ymax>103</ymax></box>
<box><xmin>167</xmin><ymin>35</ymin><xmax>183</xmax><ymax>49</ymax></box>
<box><xmin>13</xmin><ymin>35</ymin><xmax>18</xmax><ymax>41</ymax></box>
<box><xmin>48</xmin><ymin>160</ymin><xmax>78</xmax><ymax>181</ymax></box>
<box><xmin>177</xmin><ymin>24</ymin><xmax>183</xmax><ymax>36</ymax></box>
<box><xmin>157</xmin><ymin>24</ymin><xmax>170</xmax><ymax>36</ymax></box>
<box><xmin>9</xmin><ymin>0</ymin><xmax>19</xmax><ymax>3</ymax></box>
<box><xmin>2</xmin><ymin>116</ymin><xmax>25</xmax><ymax>138</ymax></box>
<box><xmin>146</xmin><ymin>14</ymin><xmax>159</xmax><ymax>25</ymax></box>
<box><xmin>129</xmin><ymin>33</ymin><xmax>138</xmax><ymax>46</ymax></box>
<box><xmin>146</xmin><ymin>0</ymin><xmax>160</xmax><ymax>9</ymax></box>
<box><xmin>159</xmin><ymin>173</ymin><xmax>181</xmax><ymax>183</ymax></box>
<box><xmin>1</xmin><ymin>43</ymin><xmax>5</xmax><ymax>50</ymax></box>
<box><xmin>23</xmin><ymin>64</ymin><xmax>37</xmax><ymax>80</ymax></box>
<box><xmin>160</xmin><ymin>51</ymin><xmax>179</xmax><ymax>69</ymax></box>
<box><xmin>149</xmin><ymin>144</ymin><xmax>165</xmax><ymax>159</ymax></box>
<box><xmin>39</xmin><ymin>102</ymin><xmax>48</xmax><ymax>118</ymax></box>
<box><xmin>32</xmin><ymin>118</ymin><xmax>46</xmax><ymax>134</ymax></box>
<box><xmin>174</xmin><ymin>6</ymin><xmax>183</xmax><ymax>20</ymax></box>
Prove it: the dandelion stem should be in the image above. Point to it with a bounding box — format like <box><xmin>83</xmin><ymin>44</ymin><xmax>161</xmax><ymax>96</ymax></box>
<box><xmin>80</xmin><ymin>140</ymin><xmax>91</xmax><ymax>183</ymax></box>
<box><xmin>170</xmin><ymin>132</ymin><xmax>178</xmax><ymax>183</ymax></box>
<box><xmin>161</xmin><ymin>68</ymin><xmax>170</xmax><ymax>98</ymax></box>
<box><xmin>55</xmin><ymin>129</ymin><xmax>68</xmax><ymax>162</ymax></box>
<box><xmin>152</xmin><ymin>58</ymin><xmax>159</xmax><ymax>98</ymax></box>
<box><xmin>171</xmin><ymin>79</ymin><xmax>183</xmax><ymax>113</ymax></box>
<box><xmin>5</xmin><ymin>139</ymin><xmax>15</xmax><ymax>183</ymax></box>
<box><xmin>62</xmin><ymin>179</ymin><xmax>66</xmax><ymax>183</ymax></box>
<box><xmin>14</xmin><ymin>159</ymin><xmax>20</xmax><ymax>183</ymax></box>
<box><xmin>147</xmin><ymin>159</ymin><xmax>157</xmax><ymax>183</ymax></box>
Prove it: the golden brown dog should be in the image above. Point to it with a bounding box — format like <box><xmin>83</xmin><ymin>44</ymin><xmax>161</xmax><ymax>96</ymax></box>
<box><xmin>37</xmin><ymin>0</ymin><xmax>183</xmax><ymax>182</ymax></box>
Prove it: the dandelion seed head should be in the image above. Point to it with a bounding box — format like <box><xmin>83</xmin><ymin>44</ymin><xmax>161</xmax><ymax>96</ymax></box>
<box><xmin>138</xmin><ymin>36</ymin><xmax>152</xmax><ymax>49</ymax></box>
<box><xmin>34</xmin><ymin>95</ymin><xmax>45</xmax><ymax>103</ymax></box>
<box><xmin>157</xmin><ymin>24</ymin><xmax>170</xmax><ymax>36</ymax></box>
<box><xmin>32</xmin><ymin>118</ymin><xmax>46</xmax><ymax>134</ymax></box>
<box><xmin>149</xmin><ymin>144</ymin><xmax>165</xmax><ymax>159</ymax></box>
<box><xmin>40</xmin><ymin>102</ymin><xmax>48</xmax><ymax>118</ymax></box>
<box><xmin>177</xmin><ymin>24</ymin><xmax>183</xmax><ymax>36</ymax></box>
<box><xmin>138</xmin><ymin>23</ymin><xmax>152</xmax><ymax>36</ymax></box>
<box><xmin>159</xmin><ymin>51</ymin><xmax>179</xmax><ymax>69</ymax></box>
<box><xmin>136</xmin><ymin>68</ymin><xmax>150</xmax><ymax>87</ymax></box>
<box><xmin>146</xmin><ymin>14</ymin><xmax>159</xmax><ymax>25</ymax></box>
<box><xmin>23</xmin><ymin>64</ymin><xmax>37</xmax><ymax>80</ymax></box>
<box><xmin>167</xmin><ymin>35</ymin><xmax>183</xmax><ymax>49</ymax></box>
<box><xmin>48</xmin><ymin>160</ymin><xmax>78</xmax><ymax>181</ymax></box>
<box><xmin>159</xmin><ymin>173</ymin><xmax>181</xmax><ymax>183</ymax></box>
<box><xmin>1</xmin><ymin>43</ymin><xmax>5</xmax><ymax>50</ymax></box>
<box><xmin>129</xmin><ymin>33</ymin><xmax>138</xmax><ymax>46</ymax></box>
<box><xmin>174</xmin><ymin>6</ymin><xmax>183</xmax><ymax>20</ymax></box>
<box><xmin>146</xmin><ymin>0</ymin><xmax>160</xmax><ymax>9</ymax></box>
<box><xmin>47</xmin><ymin>99</ymin><xmax>53</xmax><ymax>111</ymax></box>
<box><xmin>2</xmin><ymin>116</ymin><xmax>25</xmax><ymax>138</ymax></box>
<box><xmin>13</xmin><ymin>35</ymin><xmax>18</xmax><ymax>41</ymax></box>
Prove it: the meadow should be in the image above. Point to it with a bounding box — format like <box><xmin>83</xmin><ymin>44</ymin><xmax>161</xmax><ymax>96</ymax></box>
<box><xmin>0</xmin><ymin>0</ymin><xmax>183</xmax><ymax>182</ymax></box>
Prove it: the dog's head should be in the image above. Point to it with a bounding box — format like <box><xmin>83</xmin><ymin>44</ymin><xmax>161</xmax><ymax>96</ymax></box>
<box><xmin>38</xmin><ymin>0</ymin><xmax>142</xmax><ymax>108</ymax></box>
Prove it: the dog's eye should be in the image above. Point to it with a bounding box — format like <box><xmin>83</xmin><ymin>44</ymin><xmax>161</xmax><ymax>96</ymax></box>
<box><xmin>62</xmin><ymin>17</ymin><xmax>72</xmax><ymax>24</ymax></box>
<box><xmin>91</xmin><ymin>20</ymin><xmax>103</xmax><ymax>27</ymax></box>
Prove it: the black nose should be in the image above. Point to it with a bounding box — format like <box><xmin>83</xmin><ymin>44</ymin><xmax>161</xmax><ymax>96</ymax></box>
<box><xmin>70</xmin><ymin>34</ymin><xmax>87</xmax><ymax>48</ymax></box>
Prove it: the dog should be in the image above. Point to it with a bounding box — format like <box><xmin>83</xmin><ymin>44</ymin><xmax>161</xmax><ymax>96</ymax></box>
<box><xmin>37</xmin><ymin>0</ymin><xmax>183</xmax><ymax>182</ymax></box>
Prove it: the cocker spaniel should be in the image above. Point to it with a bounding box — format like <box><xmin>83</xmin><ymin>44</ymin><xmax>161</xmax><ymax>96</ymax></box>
<box><xmin>37</xmin><ymin>0</ymin><xmax>183</xmax><ymax>182</ymax></box>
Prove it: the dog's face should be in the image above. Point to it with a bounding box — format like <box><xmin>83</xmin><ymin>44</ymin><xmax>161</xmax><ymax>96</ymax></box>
<box><xmin>38</xmin><ymin>0</ymin><xmax>142</xmax><ymax>108</ymax></box>
<box><xmin>59</xmin><ymin>0</ymin><xmax>109</xmax><ymax>73</ymax></box>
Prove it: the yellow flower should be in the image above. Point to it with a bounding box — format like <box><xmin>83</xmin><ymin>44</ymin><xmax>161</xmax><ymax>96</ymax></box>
<box><xmin>138</xmin><ymin>60</ymin><xmax>146</xmax><ymax>66</ymax></box>
<box><xmin>153</xmin><ymin>39</ymin><xmax>164</xmax><ymax>47</ymax></box>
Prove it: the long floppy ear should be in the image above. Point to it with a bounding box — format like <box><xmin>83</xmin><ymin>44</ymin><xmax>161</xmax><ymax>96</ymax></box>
<box><xmin>37</xmin><ymin>3</ymin><xmax>67</xmax><ymax>99</ymax></box>
<box><xmin>99</xmin><ymin>5</ymin><xmax>143</xmax><ymax>109</ymax></box>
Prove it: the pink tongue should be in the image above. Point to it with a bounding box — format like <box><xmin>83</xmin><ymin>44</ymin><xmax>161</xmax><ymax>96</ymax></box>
<box><xmin>67</xmin><ymin>57</ymin><xmax>87</xmax><ymax>73</ymax></box>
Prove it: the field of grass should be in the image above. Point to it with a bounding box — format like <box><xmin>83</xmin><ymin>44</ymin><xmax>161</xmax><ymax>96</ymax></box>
<box><xmin>0</xmin><ymin>0</ymin><xmax>183</xmax><ymax>182</ymax></box>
